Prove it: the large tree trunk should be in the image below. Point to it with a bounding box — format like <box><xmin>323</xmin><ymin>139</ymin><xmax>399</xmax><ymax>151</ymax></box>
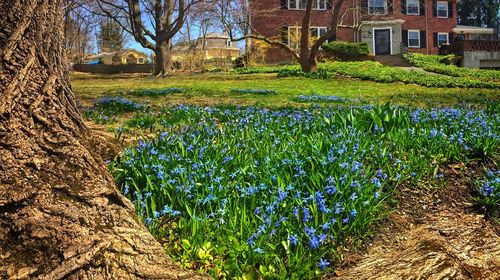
<box><xmin>0</xmin><ymin>1</ymin><xmax>205</xmax><ymax>279</ymax></box>
<box><xmin>154</xmin><ymin>40</ymin><xmax>173</xmax><ymax>76</ymax></box>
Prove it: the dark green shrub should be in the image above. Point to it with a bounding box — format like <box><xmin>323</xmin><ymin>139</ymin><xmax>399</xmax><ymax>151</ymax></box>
<box><xmin>233</xmin><ymin>56</ymin><xmax>246</xmax><ymax>68</ymax></box>
<box><xmin>322</xmin><ymin>41</ymin><xmax>369</xmax><ymax>61</ymax></box>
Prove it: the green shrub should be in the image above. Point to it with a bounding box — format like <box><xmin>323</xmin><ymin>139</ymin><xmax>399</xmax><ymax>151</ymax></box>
<box><xmin>322</xmin><ymin>41</ymin><xmax>370</xmax><ymax>61</ymax></box>
<box><xmin>236</xmin><ymin>64</ymin><xmax>299</xmax><ymax>74</ymax></box>
<box><xmin>277</xmin><ymin>61</ymin><xmax>500</xmax><ymax>89</ymax></box>
<box><xmin>404</xmin><ymin>53</ymin><xmax>500</xmax><ymax>82</ymax></box>
<box><xmin>233</xmin><ymin>56</ymin><xmax>246</xmax><ymax>68</ymax></box>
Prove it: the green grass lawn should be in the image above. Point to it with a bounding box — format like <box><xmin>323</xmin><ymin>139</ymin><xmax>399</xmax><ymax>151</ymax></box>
<box><xmin>71</xmin><ymin>72</ymin><xmax>499</xmax><ymax>109</ymax></box>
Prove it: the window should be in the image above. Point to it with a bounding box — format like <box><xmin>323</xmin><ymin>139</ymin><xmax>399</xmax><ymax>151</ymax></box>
<box><xmin>288</xmin><ymin>26</ymin><xmax>327</xmax><ymax>49</ymax></box>
<box><xmin>368</xmin><ymin>0</ymin><xmax>386</xmax><ymax>14</ymax></box>
<box><xmin>436</xmin><ymin>1</ymin><xmax>448</xmax><ymax>18</ymax></box>
<box><xmin>310</xmin><ymin>27</ymin><xmax>327</xmax><ymax>38</ymax></box>
<box><xmin>316</xmin><ymin>0</ymin><xmax>327</xmax><ymax>9</ymax></box>
<box><xmin>226</xmin><ymin>40</ymin><xmax>232</xmax><ymax>47</ymax></box>
<box><xmin>407</xmin><ymin>30</ymin><xmax>420</xmax><ymax>47</ymax></box>
<box><xmin>406</xmin><ymin>0</ymin><xmax>419</xmax><ymax>15</ymax></box>
<box><xmin>138</xmin><ymin>57</ymin><xmax>144</xmax><ymax>64</ymax></box>
<box><xmin>288</xmin><ymin>0</ymin><xmax>327</xmax><ymax>10</ymax></box>
<box><xmin>437</xmin><ymin>32</ymin><xmax>449</xmax><ymax>45</ymax></box>
<box><xmin>288</xmin><ymin>26</ymin><xmax>301</xmax><ymax>49</ymax></box>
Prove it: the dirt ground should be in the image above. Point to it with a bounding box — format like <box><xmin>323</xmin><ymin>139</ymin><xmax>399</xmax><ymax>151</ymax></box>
<box><xmin>330</xmin><ymin>163</ymin><xmax>500</xmax><ymax>280</ymax></box>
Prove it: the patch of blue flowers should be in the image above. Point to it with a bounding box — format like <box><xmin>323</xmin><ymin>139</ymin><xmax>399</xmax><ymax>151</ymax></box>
<box><xmin>293</xmin><ymin>94</ymin><xmax>351</xmax><ymax>103</ymax></box>
<box><xmin>476</xmin><ymin>169</ymin><xmax>500</xmax><ymax>211</ymax></box>
<box><xmin>94</xmin><ymin>96</ymin><xmax>143</xmax><ymax>110</ymax></box>
<box><xmin>230</xmin><ymin>88</ymin><xmax>277</xmax><ymax>95</ymax></box>
<box><xmin>83</xmin><ymin>97</ymin><xmax>143</xmax><ymax>124</ymax></box>
<box><xmin>130</xmin><ymin>88</ymin><xmax>186</xmax><ymax>96</ymax></box>
<box><xmin>111</xmin><ymin>105</ymin><xmax>499</xmax><ymax>278</ymax></box>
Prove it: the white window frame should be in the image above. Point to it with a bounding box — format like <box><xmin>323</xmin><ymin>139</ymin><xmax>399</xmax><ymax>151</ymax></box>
<box><xmin>436</xmin><ymin>1</ymin><xmax>448</xmax><ymax>18</ymax></box>
<box><xmin>368</xmin><ymin>0</ymin><xmax>387</xmax><ymax>15</ymax></box>
<box><xmin>406</xmin><ymin>0</ymin><xmax>419</xmax><ymax>15</ymax></box>
<box><xmin>288</xmin><ymin>26</ymin><xmax>328</xmax><ymax>49</ymax></box>
<box><xmin>138</xmin><ymin>57</ymin><xmax>144</xmax><ymax>64</ymax></box>
<box><xmin>317</xmin><ymin>0</ymin><xmax>327</xmax><ymax>9</ymax></box>
<box><xmin>311</xmin><ymin>26</ymin><xmax>327</xmax><ymax>38</ymax></box>
<box><xmin>437</xmin><ymin>32</ymin><xmax>449</xmax><ymax>46</ymax></box>
<box><xmin>407</xmin><ymin>30</ymin><xmax>420</xmax><ymax>48</ymax></box>
<box><xmin>288</xmin><ymin>0</ymin><xmax>327</xmax><ymax>10</ymax></box>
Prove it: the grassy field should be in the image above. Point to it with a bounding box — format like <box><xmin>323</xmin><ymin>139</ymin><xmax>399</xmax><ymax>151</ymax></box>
<box><xmin>71</xmin><ymin>72</ymin><xmax>499</xmax><ymax>109</ymax></box>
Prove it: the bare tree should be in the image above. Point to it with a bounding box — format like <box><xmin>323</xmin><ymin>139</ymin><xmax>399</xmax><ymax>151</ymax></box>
<box><xmin>63</xmin><ymin>0</ymin><xmax>98</xmax><ymax>63</ymax></box>
<box><xmin>214</xmin><ymin>0</ymin><xmax>345</xmax><ymax>72</ymax></box>
<box><xmin>0</xmin><ymin>0</ymin><xmax>208</xmax><ymax>278</ymax></box>
<box><xmin>174</xmin><ymin>1</ymin><xmax>217</xmax><ymax>70</ymax></box>
<box><xmin>96</xmin><ymin>0</ymin><xmax>202</xmax><ymax>75</ymax></box>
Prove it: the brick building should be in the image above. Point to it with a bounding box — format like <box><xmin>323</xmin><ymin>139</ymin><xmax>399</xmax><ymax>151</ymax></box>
<box><xmin>250</xmin><ymin>0</ymin><xmax>457</xmax><ymax>63</ymax></box>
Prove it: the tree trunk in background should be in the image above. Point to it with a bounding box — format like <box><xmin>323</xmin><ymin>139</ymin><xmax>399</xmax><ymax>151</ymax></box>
<box><xmin>155</xmin><ymin>40</ymin><xmax>173</xmax><ymax>76</ymax></box>
<box><xmin>0</xmin><ymin>1</ymin><xmax>204</xmax><ymax>279</ymax></box>
<box><xmin>299</xmin><ymin>0</ymin><xmax>313</xmax><ymax>72</ymax></box>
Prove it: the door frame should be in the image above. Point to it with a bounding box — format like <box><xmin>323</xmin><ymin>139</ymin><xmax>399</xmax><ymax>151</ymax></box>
<box><xmin>372</xmin><ymin>27</ymin><xmax>393</xmax><ymax>55</ymax></box>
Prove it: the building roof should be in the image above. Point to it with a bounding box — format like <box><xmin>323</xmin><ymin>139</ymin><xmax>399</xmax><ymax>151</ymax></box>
<box><xmin>452</xmin><ymin>25</ymin><xmax>494</xmax><ymax>34</ymax></box>
<box><xmin>204</xmin><ymin>32</ymin><xmax>230</xmax><ymax>39</ymax></box>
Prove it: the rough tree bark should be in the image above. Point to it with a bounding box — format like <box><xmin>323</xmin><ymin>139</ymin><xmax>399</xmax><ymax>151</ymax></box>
<box><xmin>155</xmin><ymin>40</ymin><xmax>174</xmax><ymax>75</ymax></box>
<box><xmin>0</xmin><ymin>1</ymin><xmax>206</xmax><ymax>279</ymax></box>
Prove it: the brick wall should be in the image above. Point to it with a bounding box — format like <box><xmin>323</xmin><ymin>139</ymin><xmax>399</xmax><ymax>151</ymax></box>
<box><xmin>250</xmin><ymin>0</ymin><xmax>457</xmax><ymax>63</ymax></box>
<box><xmin>397</xmin><ymin>0</ymin><xmax>456</xmax><ymax>54</ymax></box>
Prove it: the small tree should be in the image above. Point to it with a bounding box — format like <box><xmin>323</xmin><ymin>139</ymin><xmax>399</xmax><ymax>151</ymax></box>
<box><xmin>213</xmin><ymin>0</ymin><xmax>345</xmax><ymax>72</ymax></box>
<box><xmin>97</xmin><ymin>0</ymin><xmax>202</xmax><ymax>76</ymax></box>
<box><xmin>63</xmin><ymin>0</ymin><xmax>96</xmax><ymax>63</ymax></box>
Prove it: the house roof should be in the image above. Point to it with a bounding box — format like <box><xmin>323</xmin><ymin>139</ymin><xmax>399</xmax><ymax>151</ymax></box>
<box><xmin>452</xmin><ymin>25</ymin><xmax>494</xmax><ymax>34</ymax></box>
<box><xmin>88</xmin><ymin>49</ymin><xmax>148</xmax><ymax>59</ymax></box>
<box><xmin>204</xmin><ymin>32</ymin><xmax>230</xmax><ymax>39</ymax></box>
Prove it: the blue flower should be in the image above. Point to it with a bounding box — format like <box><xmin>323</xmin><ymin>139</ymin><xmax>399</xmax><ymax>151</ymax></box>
<box><xmin>304</xmin><ymin>226</ymin><xmax>316</xmax><ymax>236</ymax></box>
<box><xmin>325</xmin><ymin>185</ymin><xmax>337</xmax><ymax>195</ymax></box>
<box><xmin>350</xmin><ymin>209</ymin><xmax>357</xmax><ymax>218</ymax></box>
<box><xmin>308</xmin><ymin>235</ymin><xmax>321</xmax><ymax>249</ymax></box>
<box><xmin>303</xmin><ymin>207</ymin><xmax>312</xmax><ymax>222</ymax></box>
<box><xmin>289</xmin><ymin>234</ymin><xmax>298</xmax><ymax>246</ymax></box>
<box><xmin>321</xmin><ymin>222</ymin><xmax>331</xmax><ymax>231</ymax></box>
<box><xmin>278</xmin><ymin>189</ymin><xmax>288</xmax><ymax>201</ymax></box>
<box><xmin>254</xmin><ymin>247</ymin><xmax>263</xmax><ymax>254</ymax></box>
<box><xmin>318</xmin><ymin>258</ymin><xmax>330</xmax><ymax>271</ymax></box>
<box><xmin>293</xmin><ymin>207</ymin><xmax>299</xmax><ymax>218</ymax></box>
